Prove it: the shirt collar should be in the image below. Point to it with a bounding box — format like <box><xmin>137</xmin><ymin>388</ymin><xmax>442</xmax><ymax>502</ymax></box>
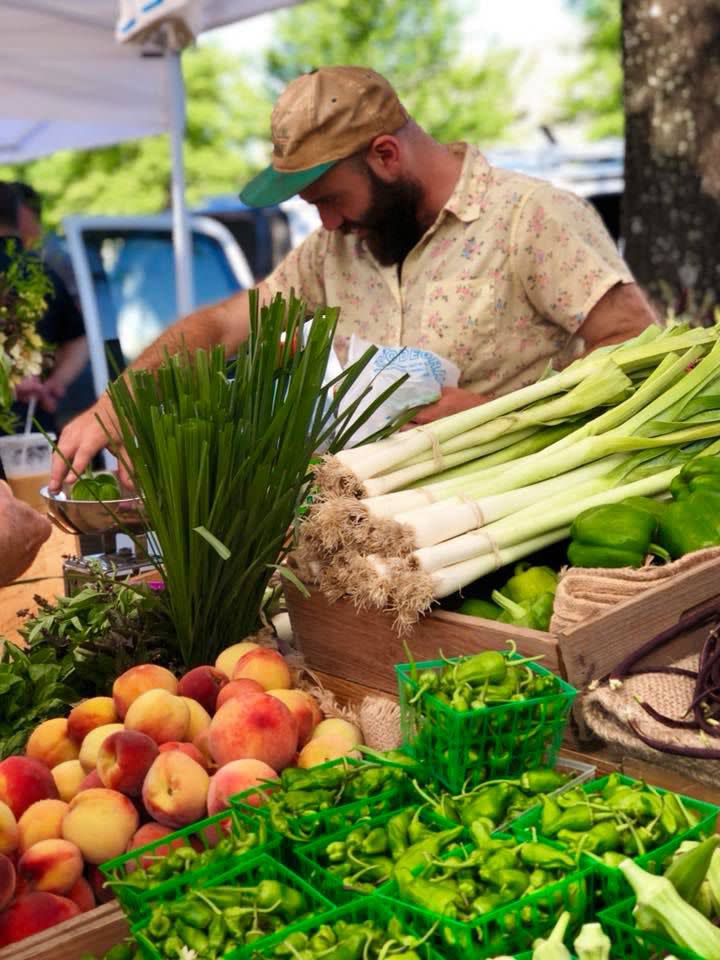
<box><xmin>443</xmin><ymin>143</ymin><xmax>492</xmax><ymax>224</ymax></box>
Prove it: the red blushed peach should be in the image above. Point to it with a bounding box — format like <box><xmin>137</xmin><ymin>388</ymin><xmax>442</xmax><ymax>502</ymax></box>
<box><xmin>192</xmin><ymin>729</ymin><xmax>216</xmax><ymax>772</ymax></box>
<box><xmin>86</xmin><ymin>865</ymin><xmax>115</xmax><ymax>904</ymax></box>
<box><xmin>297</xmin><ymin>735</ymin><xmax>360</xmax><ymax>768</ymax></box>
<box><xmin>66</xmin><ymin>876</ymin><xmax>95</xmax><ymax>912</ymax></box>
<box><xmin>18</xmin><ymin>839</ymin><xmax>83</xmax><ymax>895</ymax></box>
<box><xmin>51</xmin><ymin>761</ymin><xmax>86</xmax><ymax>803</ymax></box>
<box><xmin>78</xmin><ymin>723</ymin><xmax>124</xmax><ymax>773</ymax></box>
<box><xmin>207</xmin><ymin>759</ymin><xmax>279</xmax><ymax>815</ymax></box>
<box><xmin>124</xmin><ymin>690</ymin><xmax>189</xmax><ymax>745</ymax></box>
<box><xmin>232</xmin><ymin>648</ymin><xmax>292</xmax><ymax>691</ymax></box>
<box><xmin>17</xmin><ymin>800</ymin><xmax>68</xmax><ymax>853</ymax></box>
<box><xmin>266</xmin><ymin>689</ymin><xmax>322</xmax><ymax>748</ymax></box>
<box><xmin>78</xmin><ymin>770</ymin><xmax>102</xmax><ymax>792</ymax></box>
<box><xmin>215</xmin><ymin>642</ymin><xmax>259</xmax><ymax>679</ymax></box>
<box><xmin>0</xmin><ymin>854</ymin><xmax>15</xmax><ymax>911</ymax></box>
<box><xmin>208</xmin><ymin>693</ymin><xmax>298</xmax><ymax>772</ymax></box>
<box><xmin>61</xmin><ymin>789</ymin><xmax>139</xmax><ymax>865</ymax></box>
<box><xmin>158</xmin><ymin>742</ymin><xmax>207</xmax><ymax>768</ymax></box>
<box><xmin>0</xmin><ymin>756</ymin><xmax>59</xmax><ymax>819</ymax></box>
<box><xmin>142</xmin><ymin>751</ymin><xmax>210</xmax><ymax>829</ymax></box>
<box><xmin>177</xmin><ymin>666</ymin><xmax>228</xmax><ymax>715</ymax></box>
<box><xmin>179</xmin><ymin>698</ymin><xmax>212</xmax><ymax>742</ymax></box>
<box><xmin>97</xmin><ymin>730</ymin><xmax>159</xmax><ymax>796</ymax></box>
<box><xmin>215</xmin><ymin>678</ymin><xmax>265</xmax><ymax>711</ymax></box>
<box><xmin>0</xmin><ymin>802</ymin><xmax>18</xmax><ymax>856</ymax></box>
<box><xmin>25</xmin><ymin>719</ymin><xmax>80</xmax><ymax>769</ymax></box>
<box><xmin>112</xmin><ymin>664</ymin><xmax>178</xmax><ymax>720</ymax></box>
<box><xmin>126</xmin><ymin>823</ymin><xmax>186</xmax><ymax>870</ymax></box>
<box><xmin>0</xmin><ymin>892</ymin><xmax>80</xmax><ymax>946</ymax></box>
<box><xmin>67</xmin><ymin>697</ymin><xmax>118</xmax><ymax>744</ymax></box>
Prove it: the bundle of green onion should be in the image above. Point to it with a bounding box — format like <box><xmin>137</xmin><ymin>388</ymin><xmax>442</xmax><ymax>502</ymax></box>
<box><xmin>298</xmin><ymin>321</ymin><xmax>720</xmax><ymax>628</ymax></box>
<box><xmin>107</xmin><ymin>291</ymin><xmax>406</xmax><ymax>666</ymax></box>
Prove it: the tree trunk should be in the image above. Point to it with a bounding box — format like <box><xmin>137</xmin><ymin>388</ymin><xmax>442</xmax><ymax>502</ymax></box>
<box><xmin>622</xmin><ymin>0</ymin><xmax>720</xmax><ymax>321</ymax></box>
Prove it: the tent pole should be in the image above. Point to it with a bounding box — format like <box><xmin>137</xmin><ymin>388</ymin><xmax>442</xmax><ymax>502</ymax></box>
<box><xmin>166</xmin><ymin>48</ymin><xmax>194</xmax><ymax>317</ymax></box>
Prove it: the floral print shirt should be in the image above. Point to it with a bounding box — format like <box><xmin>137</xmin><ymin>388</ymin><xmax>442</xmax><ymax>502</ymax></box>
<box><xmin>264</xmin><ymin>143</ymin><xmax>634</xmax><ymax>397</ymax></box>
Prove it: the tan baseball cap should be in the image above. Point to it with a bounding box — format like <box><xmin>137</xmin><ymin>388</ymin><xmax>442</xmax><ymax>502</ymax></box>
<box><xmin>240</xmin><ymin>66</ymin><xmax>409</xmax><ymax>208</ymax></box>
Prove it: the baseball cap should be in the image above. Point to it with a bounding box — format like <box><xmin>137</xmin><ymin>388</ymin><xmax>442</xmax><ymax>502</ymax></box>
<box><xmin>240</xmin><ymin>66</ymin><xmax>409</xmax><ymax>208</ymax></box>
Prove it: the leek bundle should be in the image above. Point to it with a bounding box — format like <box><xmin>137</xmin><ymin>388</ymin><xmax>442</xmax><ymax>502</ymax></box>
<box><xmin>107</xmin><ymin>291</ymin><xmax>407</xmax><ymax>666</ymax></box>
<box><xmin>298</xmin><ymin>321</ymin><xmax>720</xmax><ymax>629</ymax></box>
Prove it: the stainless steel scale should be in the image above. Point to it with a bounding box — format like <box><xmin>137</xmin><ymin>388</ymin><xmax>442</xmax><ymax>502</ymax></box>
<box><xmin>40</xmin><ymin>485</ymin><xmax>156</xmax><ymax>594</ymax></box>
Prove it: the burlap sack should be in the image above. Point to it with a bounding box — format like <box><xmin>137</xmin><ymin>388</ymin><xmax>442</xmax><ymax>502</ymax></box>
<box><xmin>582</xmin><ymin>653</ymin><xmax>720</xmax><ymax>787</ymax></box>
<box><xmin>549</xmin><ymin>546</ymin><xmax>720</xmax><ymax>635</ymax></box>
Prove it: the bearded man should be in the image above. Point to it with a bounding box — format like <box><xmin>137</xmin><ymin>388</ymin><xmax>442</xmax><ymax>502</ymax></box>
<box><xmin>51</xmin><ymin>66</ymin><xmax>655</xmax><ymax>489</ymax></box>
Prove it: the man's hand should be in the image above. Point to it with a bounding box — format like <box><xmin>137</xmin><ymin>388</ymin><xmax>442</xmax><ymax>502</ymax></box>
<box><xmin>410</xmin><ymin>386</ymin><xmax>487</xmax><ymax>425</ymax></box>
<box><xmin>0</xmin><ymin>482</ymin><xmax>52</xmax><ymax>585</ymax></box>
<box><xmin>14</xmin><ymin>375</ymin><xmax>66</xmax><ymax>414</ymax></box>
<box><xmin>49</xmin><ymin>399</ymin><xmax>123</xmax><ymax>492</ymax></box>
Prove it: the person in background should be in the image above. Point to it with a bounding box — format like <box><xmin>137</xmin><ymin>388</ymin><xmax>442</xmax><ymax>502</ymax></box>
<box><xmin>0</xmin><ymin>480</ymin><xmax>51</xmax><ymax>585</ymax></box>
<box><xmin>0</xmin><ymin>182</ymin><xmax>88</xmax><ymax>434</ymax></box>
<box><xmin>50</xmin><ymin>65</ymin><xmax>657</xmax><ymax>489</ymax></box>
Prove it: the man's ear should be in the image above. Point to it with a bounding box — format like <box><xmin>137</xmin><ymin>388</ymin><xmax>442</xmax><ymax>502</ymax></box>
<box><xmin>366</xmin><ymin>134</ymin><xmax>402</xmax><ymax>181</ymax></box>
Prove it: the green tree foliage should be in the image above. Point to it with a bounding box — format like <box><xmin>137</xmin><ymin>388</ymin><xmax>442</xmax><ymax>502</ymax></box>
<box><xmin>0</xmin><ymin>46</ymin><xmax>272</xmax><ymax>229</ymax></box>
<box><xmin>559</xmin><ymin>0</ymin><xmax>623</xmax><ymax>138</ymax></box>
<box><xmin>264</xmin><ymin>0</ymin><xmax>520</xmax><ymax>145</ymax></box>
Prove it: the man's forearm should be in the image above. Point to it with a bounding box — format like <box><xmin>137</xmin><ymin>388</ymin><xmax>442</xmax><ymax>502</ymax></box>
<box><xmin>51</xmin><ymin>336</ymin><xmax>90</xmax><ymax>388</ymax></box>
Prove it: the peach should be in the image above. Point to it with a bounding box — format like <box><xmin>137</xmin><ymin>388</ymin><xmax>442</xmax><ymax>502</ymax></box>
<box><xmin>62</xmin><ymin>788</ymin><xmax>139</xmax><ymax>865</ymax></box>
<box><xmin>208</xmin><ymin>693</ymin><xmax>298</xmax><ymax>772</ymax></box>
<box><xmin>97</xmin><ymin>730</ymin><xmax>158</xmax><ymax>796</ymax></box>
<box><xmin>207</xmin><ymin>759</ymin><xmax>279</xmax><ymax>815</ymax></box>
<box><xmin>179</xmin><ymin>697</ymin><xmax>212</xmax><ymax>741</ymax></box>
<box><xmin>78</xmin><ymin>723</ymin><xmax>124</xmax><ymax>772</ymax></box>
<box><xmin>215</xmin><ymin>641</ymin><xmax>259</xmax><ymax>679</ymax></box>
<box><xmin>124</xmin><ymin>690</ymin><xmax>189</xmax><ymax>745</ymax></box>
<box><xmin>17</xmin><ymin>799</ymin><xmax>68</xmax><ymax>853</ymax></box>
<box><xmin>0</xmin><ymin>854</ymin><xmax>15</xmax><ymax>911</ymax></box>
<box><xmin>67</xmin><ymin>697</ymin><xmax>118</xmax><ymax>744</ymax></box>
<box><xmin>51</xmin><ymin>760</ymin><xmax>86</xmax><ymax>803</ymax></box>
<box><xmin>0</xmin><ymin>802</ymin><xmax>18</xmax><ymax>856</ymax></box>
<box><xmin>142</xmin><ymin>751</ymin><xmax>209</xmax><ymax>829</ymax></box>
<box><xmin>310</xmin><ymin>718</ymin><xmax>363</xmax><ymax>748</ymax></box>
<box><xmin>87</xmin><ymin>864</ymin><xmax>115</xmax><ymax>904</ymax></box>
<box><xmin>112</xmin><ymin>664</ymin><xmax>178</xmax><ymax>720</ymax></box>
<box><xmin>178</xmin><ymin>666</ymin><xmax>228</xmax><ymax>715</ymax></box>
<box><xmin>158</xmin><ymin>741</ymin><xmax>207</xmax><ymax>768</ymax></box>
<box><xmin>126</xmin><ymin>823</ymin><xmax>185</xmax><ymax>870</ymax></box>
<box><xmin>78</xmin><ymin>770</ymin><xmax>103</xmax><ymax>792</ymax></box>
<box><xmin>232</xmin><ymin>648</ymin><xmax>292</xmax><ymax>691</ymax></box>
<box><xmin>0</xmin><ymin>892</ymin><xmax>80</xmax><ymax>946</ymax></box>
<box><xmin>25</xmin><ymin>719</ymin><xmax>80</xmax><ymax>769</ymax></box>
<box><xmin>17</xmin><ymin>838</ymin><xmax>83</xmax><ymax>894</ymax></box>
<box><xmin>216</xmin><ymin>678</ymin><xmax>265</xmax><ymax>711</ymax></box>
<box><xmin>66</xmin><ymin>876</ymin><xmax>95</xmax><ymax>912</ymax></box>
<box><xmin>267</xmin><ymin>689</ymin><xmax>322</xmax><ymax>748</ymax></box>
<box><xmin>192</xmin><ymin>729</ymin><xmax>216</xmax><ymax>771</ymax></box>
<box><xmin>297</xmin><ymin>735</ymin><xmax>361</xmax><ymax>768</ymax></box>
<box><xmin>0</xmin><ymin>756</ymin><xmax>59</xmax><ymax>819</ymax></box>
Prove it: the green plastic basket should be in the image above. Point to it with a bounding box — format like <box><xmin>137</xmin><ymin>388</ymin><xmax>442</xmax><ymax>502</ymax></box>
<box><xmin>378</xmin><ymin>859</ymin><xmax>594</xmax><ymax>959</ymax></box>
<box><xmin>396</xmin><ymin>654</ymin><xmax>577</xmax><ymax>792</ymax></box>
<box><xmin>293</xmin><ymin>802</ymin><xmax>460</xmax><ymax>901</ymax></box>
<box><xmin>511</xmin><ymin>773</ymin><xmax>719</xmax><ymax>903</ymax></box>
<box><xmin>598</xmin><ymin>896</ymin><xmax>703</xmax><ymax>960</ymax></box>
<box><xmin>131</xmin><ymin>853</ymin><xmax>333</xmax><ymax>960</ymax></box>
<box><xmin>101</xmin><ymin>806</ymin><xmax>277</xmax><ymax>918</ymax></box>
<box><xmin>235</xmin><ymin>895</ymin><xmax>446</xmax><ymax>959</ymax></box>
<box><xmin>230</xmin><ymin>756</ymin><xmax>409</xmax><ymax>842</ymax></box>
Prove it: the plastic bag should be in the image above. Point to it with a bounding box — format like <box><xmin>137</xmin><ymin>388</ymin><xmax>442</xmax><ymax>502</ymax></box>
<box><xmin>338</xmin><ymin>335</ymin><xmax>460</xmax><ymax>444</ymax></box>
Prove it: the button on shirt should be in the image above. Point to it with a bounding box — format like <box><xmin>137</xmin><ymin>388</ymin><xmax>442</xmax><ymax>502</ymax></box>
<box><xmin>264</xmin><ymin>143</ymin><xmax>634</xmax><ymax>398</ymax></box>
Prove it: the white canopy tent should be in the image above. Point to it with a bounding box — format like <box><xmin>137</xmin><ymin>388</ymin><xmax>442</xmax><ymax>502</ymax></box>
<box><xmin>0</xmin><ymin>0</ymin><xmax>299</xmax><ymax>312</ymax></box>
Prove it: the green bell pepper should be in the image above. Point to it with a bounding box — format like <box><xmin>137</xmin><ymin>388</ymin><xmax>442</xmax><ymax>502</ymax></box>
<box><xmin>658</xmin><ymin>489</ymin><xmax>720</xmax><ymax>558</ymax></box>
<box><xmin>567</xmin><ymin>502</ymin><xmax>659</xmax><ymax>568</ymax></box>
<box><xmin>491</xmin><ymin>589</ymin><xmax>555</xmax><ymax>630</ymax></box>
<box><xmin>501</xmin><ymin>562</ymin><xmax>558</xmax><ymax>602</ymax></box>
<box><xmin>670</xmin><ymin>456</ymin><xmax>720</xmax><ymax>499</ymax></box>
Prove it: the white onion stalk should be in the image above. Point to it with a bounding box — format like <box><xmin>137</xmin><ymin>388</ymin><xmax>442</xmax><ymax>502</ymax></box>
<box><xmin>333</xmin><ymin>358</ymin><xmax>631</xmax><ymax>482</ymax></box>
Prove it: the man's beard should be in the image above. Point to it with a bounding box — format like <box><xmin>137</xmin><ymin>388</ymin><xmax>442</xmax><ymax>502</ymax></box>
<box><xmin>344</xmin><ymin>167</ymin><xmax>426</xmax><ymax>266</ymax></box>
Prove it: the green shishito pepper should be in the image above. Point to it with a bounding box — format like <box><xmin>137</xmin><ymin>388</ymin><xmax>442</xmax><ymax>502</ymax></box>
<box><xmin>567</xmin><ymin>502</ymin><xmax>659</xmax><ymax>568</ymax></box>
<box><xmin>458</xmin><ymin>597</ymin><xmax>504</xmax><ymax>619</ymax></box>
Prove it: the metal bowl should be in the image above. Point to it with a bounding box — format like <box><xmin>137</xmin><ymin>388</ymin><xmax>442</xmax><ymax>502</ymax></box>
<box><xmin>40</xmin><ymin>486</ymin><xmax>146</xmax><ymax>536</ymax></box>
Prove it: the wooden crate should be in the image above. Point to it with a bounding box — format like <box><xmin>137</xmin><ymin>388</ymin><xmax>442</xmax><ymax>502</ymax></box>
<box><xmin>285</xmin><ymin>552</ymin><xmax>720</xmax><ymax>694</ymax></box>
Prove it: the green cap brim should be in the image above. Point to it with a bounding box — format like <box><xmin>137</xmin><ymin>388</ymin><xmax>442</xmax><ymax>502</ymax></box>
<box><xmin>239</xmin><ymin>160</ymin><xmax>336</xmax><ymax>208</ymax></box>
